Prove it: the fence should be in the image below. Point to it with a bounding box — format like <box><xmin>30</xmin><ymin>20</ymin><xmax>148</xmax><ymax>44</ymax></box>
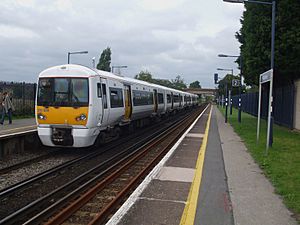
<box><xmin>0</xmin><ymin>82</ymin><xmax>36</xmax><ymax>116</ymax></box>
<box><xmin>232</xmin><ymin>84</ymin><xmax>295</xmax><ymax>128</ymax></box>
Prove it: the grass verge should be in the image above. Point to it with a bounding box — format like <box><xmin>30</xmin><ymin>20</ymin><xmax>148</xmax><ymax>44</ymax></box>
<box><xmin>218</xmin><ymin>106</ymin><xmax>300</xmax><ymax>221</ymax></box>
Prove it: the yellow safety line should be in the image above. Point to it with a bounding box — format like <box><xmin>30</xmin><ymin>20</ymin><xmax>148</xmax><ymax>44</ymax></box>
<box><xmin>0</xmin><ymin>125</ymin><xmax>37</xmax><ymax>133</ymax></box>
<box><xmin>180</xmin><ymin>106</ymin><xmax>212</xmax><ymax>225</ymax></box>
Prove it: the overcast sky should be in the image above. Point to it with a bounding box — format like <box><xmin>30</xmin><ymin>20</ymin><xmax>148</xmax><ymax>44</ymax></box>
<box><xmin>0</xmin><ymin>0</ymin><xmax>244</xmax><ymax>88</ymax></box>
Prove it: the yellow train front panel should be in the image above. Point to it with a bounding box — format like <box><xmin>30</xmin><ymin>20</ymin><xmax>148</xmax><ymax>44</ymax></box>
<box><xmin>36</xmin><ymin>106</ymin><xmax>89</xmax><ymax>126</ymax></box>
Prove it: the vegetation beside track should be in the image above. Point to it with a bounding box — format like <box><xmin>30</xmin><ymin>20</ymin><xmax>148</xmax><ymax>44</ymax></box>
<box><xmin>218</xmin><ymin>106</ymin><xmax>300</xmax><ymax>221</ymax></box>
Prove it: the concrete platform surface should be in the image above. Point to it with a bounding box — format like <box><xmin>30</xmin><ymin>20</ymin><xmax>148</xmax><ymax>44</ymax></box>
<box><xmin>0</xmin><ymin>118</ymin><xmax>36</xmax><ymax>137</ymax></box>
<box><xmin>216</xmin><ymin>108</ymin><xmax>297</xmax><ymax>225</ymax></box>
<box><xmin>105</xmin><ymin>105</ymin><xmax>297</xmax><ymax>225</ymax></box>
<box><xmin>106</xmin><ymin>105</ymin><xmax>210</xmax><ymax>225</ymax></box>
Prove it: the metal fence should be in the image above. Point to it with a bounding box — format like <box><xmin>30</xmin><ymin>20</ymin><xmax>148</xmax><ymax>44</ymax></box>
<box><xmin>232</xmin><ymin>84</ymin><xmax>295</xmax><ymax>128</ymax></box>
<box><xmin>0</xmin><ymin>82</ymin><xmax>36</xmax><ymax>116</ymax></box>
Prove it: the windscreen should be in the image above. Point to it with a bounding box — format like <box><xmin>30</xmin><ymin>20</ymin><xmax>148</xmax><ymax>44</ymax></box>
<box><xmin>37</xmin><ymin>78</ymin><xmax>89</xmax><ymax>106</ymax></box>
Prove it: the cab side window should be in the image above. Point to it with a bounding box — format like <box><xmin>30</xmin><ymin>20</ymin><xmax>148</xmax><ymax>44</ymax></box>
<box><xmin>97</xmin><ymin>83</ymin><xmax>102</xmax><ymax>98</ymax></box>
<box><xmin>102</xmin><ymin>84</ymin><xmax>107</xmax><ymax>109</ymax></box>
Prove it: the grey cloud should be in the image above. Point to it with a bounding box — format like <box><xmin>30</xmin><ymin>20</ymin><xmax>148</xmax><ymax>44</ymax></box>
<box><xmin>0</xmin><ymin>0</ymin><xmax>243</xmax><ymax>88</ymax></box>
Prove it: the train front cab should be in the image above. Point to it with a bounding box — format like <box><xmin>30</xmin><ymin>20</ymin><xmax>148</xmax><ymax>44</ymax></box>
<box><xmin>36</xmin><ymin>75</ymin><xmax>99</xmax><ymax>147</ymax></box>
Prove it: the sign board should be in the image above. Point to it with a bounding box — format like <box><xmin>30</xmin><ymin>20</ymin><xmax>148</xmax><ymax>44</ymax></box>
<box><xmin>260</xmin><ymin>69</ymin><xmax>273</xmax><ymax>84</ymax></box>
<box><xmin>257</xmin><ymin>68</ymin><xmax>274</xmax><ymax>154</ymax></box>
<box><xmin>232</xmin><ymin>79</ymin><xmax>240</xmax><ymax>87</ymax></box>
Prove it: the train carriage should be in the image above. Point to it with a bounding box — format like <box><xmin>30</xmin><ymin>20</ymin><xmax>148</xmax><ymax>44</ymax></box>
<box><xmin>36</xmin><ymin>64</ymin><xmax>198</xmax><ymax>148</ymax></box>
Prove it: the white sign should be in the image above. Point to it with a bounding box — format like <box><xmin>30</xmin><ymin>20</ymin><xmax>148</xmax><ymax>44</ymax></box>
<box><xmin>232</xmin><ymin>79</ymin><xmax>240</xmax><ymax>87</ymax></box>
<box><xmin>257</xmin><ymin>68</ymin><xmax>274</xmax><ymax>153</ymax></box>
<box><xmin>260</xmin><ymin>69</ymin><xmax>273</xmax><ymax>84</ymax></box>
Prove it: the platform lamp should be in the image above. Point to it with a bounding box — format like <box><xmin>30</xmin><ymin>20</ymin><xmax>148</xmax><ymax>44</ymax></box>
<box><xmin>214</xmin><ymin>72</ymin><xmax>228</xmax><ymax>123</ymax></box>
<box><xmin>111</xmin><ymin>65</ymin><xmax>127</xmax><ymax>74</ymax></box>
<box><xmin>217</xmin><ymin>68</ymin><xmax>234</xmax><ymax>120</ymax></box>
<box><xmin>67</xmin><ymin>51</ymin><xmax>88</xmax><ymax>64</ymax></box>
<box><xmin>223</xmin><ymin>0</ymin><xmax>276</xmax><ymax>149</ymax></box>
<box><xmin>218</xmin><ymin>54</ymin><xmax>242</xmax><ymax>123</ymax></box>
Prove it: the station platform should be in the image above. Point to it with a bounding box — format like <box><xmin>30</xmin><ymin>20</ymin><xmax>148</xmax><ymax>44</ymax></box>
<box><xmin>106</xmin><ymin>105</ymin><xmax>297</xmax><ymax>225</ymax></box>
<box><xmin>0</xmin><ymin>118</ymin><xmax>36</xmax><ymax>138</ymax></box>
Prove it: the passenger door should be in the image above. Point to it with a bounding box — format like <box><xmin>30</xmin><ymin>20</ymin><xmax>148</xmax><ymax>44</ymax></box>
<box><xmin>153</xmin><ymin>89</ymin><xmax>158</xmax><ymax>113</ymax></box>
<box><xmin>124</xmin><ymin>84</ymin><xmax>132</xmax><ymax>121</ymax></box>
<box><xmin>100</xmin><ymin>78</ymin><xmax>109</xmax><ymax>126</ymax></box>
<box><xmin>171</xmin><ymin>92</ymin><xmax>174</xmax><ymax>109</ymax></box>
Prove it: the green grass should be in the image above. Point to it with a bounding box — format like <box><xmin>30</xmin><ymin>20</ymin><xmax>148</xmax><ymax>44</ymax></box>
<box><xmin>218</xmin><ymin>106</ymin><xmax>300</xmax><ymax>220</ymax></box>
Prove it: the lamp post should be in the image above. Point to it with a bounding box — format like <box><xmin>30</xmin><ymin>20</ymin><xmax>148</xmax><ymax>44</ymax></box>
<box><xmin>215</xmin><ymin>70</ymin><xmax>231</xmax><ymax>123</ymax></box>
<box><xmin>92</xmin><ymin>57</ymin><xmax>96</xmax><ymax>68</ymax></box>
<box><xmin>67</xmin><ymin>51</ymin><xmax>88</xmax><ymax>64</ymax></box>
<box><xmin>111</xmin><ymin>65</ymin><xmax>128</xmax><ymax>74</ymax></box>
<box><xmin>223</xmin><ymin>0</ymin><xmax>275</xmax><ymax>149</ymax></box>
<box><xmin>218</xmin><ymin>54</ymin><xmax>242</xmax><ymax>122</ymax></box>
<box><xmin>218</xmin><ymin>68</ymin><xmax>234</xmax><ymax>117</ymax></box>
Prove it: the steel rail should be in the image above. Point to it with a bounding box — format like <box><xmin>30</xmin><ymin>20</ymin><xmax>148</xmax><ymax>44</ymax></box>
<box><xmin>0</xmin><ymin>111</ymin><xmax>181</xmax><ymax>197</ymax></box>
<box><xmin>24</xmin><ymin>108</ymin><xmax>204</xmax><ymax>225</ymax></box>
<box><xmin>44</xmin><ymin>106</ymin><xmax>206</xmax><ymax>225</ymax></box>
<box><xmin>90</xmin><ymin>107</ymin><xmax>204</xmax><ymax>225</ymax></box>
<box><xmin>0</xmin><ymin>106</ymin><xmax>205</xmax><ymax>225</ymax></box>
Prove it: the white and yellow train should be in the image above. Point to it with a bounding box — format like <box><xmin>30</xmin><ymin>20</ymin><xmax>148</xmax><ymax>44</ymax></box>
<box><xmin>36</xmin><ymin>64</ymin><xmax>198</xmax><ymax>147</ymax></box>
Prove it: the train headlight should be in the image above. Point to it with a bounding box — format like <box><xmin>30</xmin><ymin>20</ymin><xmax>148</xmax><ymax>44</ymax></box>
<box><xmin>75</xmin><ymin>114</ymin><xmax>87</xmax><ymax>121</ymax></box>
<box><xmin>37</xmin><ymin>113</ymin><xmax>47</xmax><ymax>120</ymax></box>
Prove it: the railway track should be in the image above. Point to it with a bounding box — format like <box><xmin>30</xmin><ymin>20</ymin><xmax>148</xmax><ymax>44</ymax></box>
<box><xmin>0</xmin><ymin>108</ymin><xmax>187</xmax><ymax>189</ymax></box>
<box><xmin>0</xmin><ymin>148</ymin><xmax>76</xmax><ymax>175</ymax></box>
<box><xmin>0</xmin><ymin>105</ymin><xmax>207</xmax><ymax>225</ymax></box>
<box><xmin>43</xmin><ymin>105</ymin><xmax>208</xmax><ymax>225</ymax></box>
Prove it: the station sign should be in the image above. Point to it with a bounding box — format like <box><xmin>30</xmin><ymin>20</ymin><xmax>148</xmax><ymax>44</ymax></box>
<box><xmin>260</xmin><ymin>69</ymin><xmax>273</xmax><ymax>84</ymax></box>
<box><xmin>232</xmin><ymin>79</ymin><xmax>240</xmax><ymax>87</ymax></box>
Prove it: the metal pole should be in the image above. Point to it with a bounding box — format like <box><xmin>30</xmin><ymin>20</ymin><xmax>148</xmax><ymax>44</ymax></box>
<box><xmin>238</xmin><ymin>56</ymin><xmax>242</xmax><ymax>123</ymax></box>
<box><xmin>222</xmin><ymin>95</ymin><xmax>224</xmax><ymax>108</ymax></box>
<box><xmin>230</xmin><ymin>69</ymin><xmax>233</xmax><ymax>115</ymax></box>
<box><xmin>67</xmin><ymin>52</ymin><xmax>70</xmax><ymax>64</ymax></box>
<box><xmin>228</xmin><ymin>89</ymin><xmax>232</xmax><ymax>115</ymax></box>
<box><xmin>268</xmin><ymin>0</ymin><xmax>276</xmax><ymax>148</ymax></box>
<box><xmin>266</xmin><ymin>70</ymin><xmax>273</xmax><ymax>153</ymax></box>
<box><xmin>225</xmin><ymin>83</ymin><xmax>228</xmax><ymax>123</ymax></box>
<box><xmin>230</xmin><ymin>98</ymin><xmax>233</xmax><ymax>115</ymax></box>
<box><xmin>92</xmin><ymin>57</ymin><xmax>95</xmax><ymax>68</ymax></box>
<box><xmin>257</xmin><ymin>81</ymin><xmax>262</xmax><ymax>143</ymax></box>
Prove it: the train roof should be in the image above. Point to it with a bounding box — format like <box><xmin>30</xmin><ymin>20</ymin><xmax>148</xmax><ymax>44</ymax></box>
<box><xmin>39</xmin><ymin>64</ymin><xmax>97</xmax><ymax>77</ymax></box>
<box><xmin>39</xmin><ymin>64</ymin><xmax>197</xmax><ymax>97</ymax></box>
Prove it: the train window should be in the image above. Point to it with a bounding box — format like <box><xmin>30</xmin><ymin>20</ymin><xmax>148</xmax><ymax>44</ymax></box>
<box><xmin>71</xmin><ymin>79</ymin><xmax>89</xmax><ymax>104</ymax></box>
<box><xmin>167</xmin><ymin>94</ymin><xmax>171</xmax><ymax>103</ymax></box>
<box><xmin>54</xmin><ymin>78</ymin><xmax>69</xmax><ymax>102</ymax></box>
<box><xmin>109</xmin><ymin>87</ymin><xmax>124</xmax><ymax>108</ymax></box>
<box><xmin>102</xmin><ymin>84</ymin><xmax>107</xmax><ymax>109</ymax></box>
<box><xmin>173</xmin><ymin>95</ymin><xmax>179</xmax><ymax>103</ymax></box>
<box><xmin>97</xmin><ymin>83</ymin><xmax>102</xmax><ymax>98</ymax></box>
<box><xmin>158</xmin><ymin>93</ymin><xmax>164</xmax><ymax>104</ymax></box>
<box><xmin>133</xmin><ymin>90</ymin><xmax>153</xmax><ymax>106</ymax></box>
<box><xmin>38</xmin><ymin>78</ymin><xmax>88</xmax><ymax>107</ymax></box>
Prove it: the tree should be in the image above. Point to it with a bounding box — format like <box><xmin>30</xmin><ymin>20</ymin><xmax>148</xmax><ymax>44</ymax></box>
<box><xmin>135</xmin><ymin>70</ymin><xmax>153</xmax><ymax>82</ymax></box>
<box><xmin>189</xmin><ymin>81</ymin><xmax>201</xmax><ymax>88</ymax></box>
<box><xmin>135</xmin><ymin>71</ymin><xmax>187</xmax><ymax>90</ymax></box>
<box><xmin>217</xmin><ymin>74</ymin><xmax>245</xmax><ymax>96</ymax></box>
<box><xmin>97</xmin><ymin>47</ymin><xmax>111</xmax><ymax>72</ymax></box>
<box><xmin>236</xmin><ymin>0</ymin><xmax>300</xmax><ymax>87</ymax></box>
<box><xmin>171</xmin><ymin>75</ymin><xmax>187</xmax><ymax>90</ymax></box>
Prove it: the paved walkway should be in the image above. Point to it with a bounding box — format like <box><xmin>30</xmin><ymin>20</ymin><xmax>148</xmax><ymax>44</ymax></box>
<box><xmin>195</xmin><ymin>106</ymin><xmax>234</xmax><ymax>225</ymax></box>
<box><xmin>105</xmin><ymin>105</ymin><xmax>297</xmax><ymax>225</ymax></box>
<box><xmin>215</xmin><ymin>107</ymin><xmax>297</xmax><ymax>225</ymax></box>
